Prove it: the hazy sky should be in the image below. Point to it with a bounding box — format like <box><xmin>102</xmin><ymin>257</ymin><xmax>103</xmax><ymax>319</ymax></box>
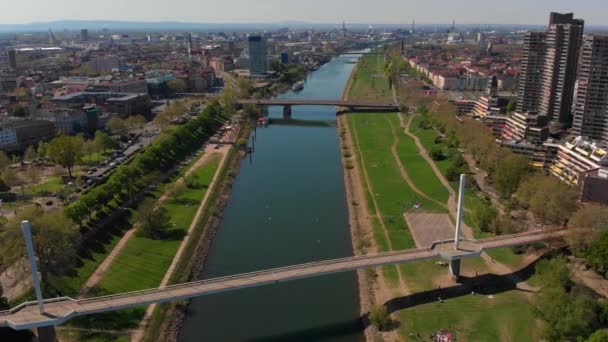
<box><xmin>3</xmin><ymin>0</ymin><xmax>608</xmax><ymax>25</ymax></box>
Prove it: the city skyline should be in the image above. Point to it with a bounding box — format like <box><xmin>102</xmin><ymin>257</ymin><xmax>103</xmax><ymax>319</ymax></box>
<box><xmin>2</xmin><ymin>0</ymin><xmax>608</xmax><ymax>26</ymax></box>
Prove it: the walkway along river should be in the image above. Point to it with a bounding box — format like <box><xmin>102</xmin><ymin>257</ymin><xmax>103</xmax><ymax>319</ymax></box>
<box><xmin>178</xmin><ymin>56</ymin><xmax>365</xmax><ymax>341</ymax></box>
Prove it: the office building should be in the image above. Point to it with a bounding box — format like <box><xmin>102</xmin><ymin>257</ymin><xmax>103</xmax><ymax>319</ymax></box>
<box><xmin>517</xmin><ymin>12</ymin><xmax>584</xmax><ymax>128</ymax></box>
<box><xmin>248</xmin><ymin>36</ymin><xmax>268</xmax><ymax>75</ymax></box>
<box><xmin>0</xmin><ymin>120</ymin><xmax>56</xmax><ymax>151</ymax></box>
<box><xmin>7</xmin><ymin>50</ymin><xmax>17</xmax><ymax>69</ymax></box>
<box><xmin>80</xmin><ymin>29</ymin><xmax>89</xmax><ymax>41</ymax></box>
<box><xmin>572</xmin><ymin>35</ymin><xmax>608</xmax><ymax>143</ymax></box>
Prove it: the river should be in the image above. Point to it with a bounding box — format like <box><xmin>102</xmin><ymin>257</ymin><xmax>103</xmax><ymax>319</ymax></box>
<box><xmin>178</xmin><ymin>55</ymin><xmax>364</xmax><ymax>342</ymax></box>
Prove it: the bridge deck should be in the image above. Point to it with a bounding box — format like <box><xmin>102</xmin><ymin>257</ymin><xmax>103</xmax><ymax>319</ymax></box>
<box><xmin>0</xmin><ymin>228</ymin><xmax>566</xmax><ymax>330</ymax></box>
<box><xmin>237</xmin><ymin>99</ymin><xmax>398</xmax><ymax>108</ymax></box>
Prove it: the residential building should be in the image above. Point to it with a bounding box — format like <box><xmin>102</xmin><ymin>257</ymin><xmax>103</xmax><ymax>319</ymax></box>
<box><xmin>0</xmin><ymin>120</ymin><xmax>56</xmax><ymax>151</ymax></box>
<box><xmin>546</xmin><ymin>136</ymin><xmax>608</xmax><ymax>186</ymax></box>
<box><xmin>572</xmin><ymin>35</ymin><xmax>608</xmax><ymax>143</ymax></box>
<box><xmin>517</xmin><ymin>12</ymin><xmax>584</xmax><ymax>128</ymax></box>
<box><xmin>87</xmin><ymin>56</ymin><xmax>125</xmax><ymax>74</ymax></box>
<box><xmin>471</xmin><ymin>76</ymin><xmax>509</xmax><ymax>118</ymax></box>
<box><xmin>579</xmin><ymin>168</ymin><xmax>608</xmax><ymax>204</ymax></box>
<box><xmin>248</xmin><ymin>36</ymin><xmax>268</xmax><ymax>75</ymax></box>
<box><xmin>502</xmin><ymin>111</ymin><xmax>550</xmax><ymax>143</ymax></box>
<box><xmin>44</xmin><ymin>108</ymin><xmax>87</xmax><ymax>135</ymax></box>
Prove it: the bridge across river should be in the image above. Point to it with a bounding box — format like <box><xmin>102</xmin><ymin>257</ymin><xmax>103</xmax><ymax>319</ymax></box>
<box><xmin>237</xmin><ymin>99</ymin><xmax>399</xmax><ymax>116</ymax></box>
<box><xmin>0</xmin><ymin>228</ymin><xmax>567</xmax><ymax>331</ymax></box>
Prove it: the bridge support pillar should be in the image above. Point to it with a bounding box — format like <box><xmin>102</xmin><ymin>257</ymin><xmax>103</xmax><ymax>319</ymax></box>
<box><xmin>36</xmin><ymin>326</ymin><xmax>57</xmax><ymax>342</ymax></box>
<box><xmin>449</xmin><ymin>259</ymin><xmax>461</xmax><ymax>282</ymax></box>
<box><xmin>283</xmin><ymin>105</ymin><xmax>292</xmax><ymax>118</ymax></box>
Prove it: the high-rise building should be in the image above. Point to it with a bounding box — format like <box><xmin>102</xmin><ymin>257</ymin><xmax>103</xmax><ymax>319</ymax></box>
<box><xmin>572</xmin><ymin>35</ymin><xmax>608</xmax><ymax>143</ymax></box>
<box><xmin>516</xmin><ymin>12</ymin><xmax>584</xmax><ymax>128</ymax></box>
<box><xmin>248</xmin><ymin>36</ymin><xmax>268</xmax><ymax>76</ymax></box>
<box><xmin>7</xmin><ymin>49</ymin><xmax>17</xmax><ymax>69</ymax></box>
<box><xmin>80</xmin><ymin>29</ymin><xmax>89</xmax><ymax>41</ymax></box>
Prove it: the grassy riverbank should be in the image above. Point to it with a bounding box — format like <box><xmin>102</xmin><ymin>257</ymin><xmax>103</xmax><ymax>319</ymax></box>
<box><xmin>345</xmin><ymin>52</ymin><xmax>543</xmax><ymax>341</ymax></box>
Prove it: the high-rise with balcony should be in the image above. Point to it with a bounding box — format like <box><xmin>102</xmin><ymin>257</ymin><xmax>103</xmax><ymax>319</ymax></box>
<box><xmin>517</xmin><ymin>12</ymin><xmax>584</xmax><ymax>128</ymax></box>
<box><xmin>572</xmin><ymin>35</ymin><xmax>608</xmax><ymax>143</ymax></box>
<box><xmin>248</xmin><ymin>36</ymin><xmax>268</xmax><ymax>76</ymax></box>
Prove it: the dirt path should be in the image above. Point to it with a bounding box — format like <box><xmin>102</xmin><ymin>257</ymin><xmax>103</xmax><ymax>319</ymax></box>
<box><xmin>79</xmin><ymin>145</ymin><xmax>223</xmax><ymax>298</ymax></box>
<box><xmin>130</xmin><ymin>145</ymin><xmax>231</xmax><ymax>342</ymax></box>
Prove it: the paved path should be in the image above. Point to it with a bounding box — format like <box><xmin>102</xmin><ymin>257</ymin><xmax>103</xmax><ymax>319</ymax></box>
<box><xmin>0</xmin><ymin>228</ymin><xmax>568</xmax><ymax>331</ymax></box>
<box><xmin>131</xmin><ymin>145</ymin><xmax>231</xmax><ymax>342</ymax></box>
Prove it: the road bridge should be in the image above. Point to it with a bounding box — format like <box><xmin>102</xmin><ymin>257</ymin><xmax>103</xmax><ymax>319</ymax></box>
<box><xmin>237</xmin><ymin>99</ymin><xmax>399</xmax><ymax>116</ymax></box>
<box><xmin>0</xmin><ymin>227</ymin><xmax>567</xmax><ymax>331</ymax></box>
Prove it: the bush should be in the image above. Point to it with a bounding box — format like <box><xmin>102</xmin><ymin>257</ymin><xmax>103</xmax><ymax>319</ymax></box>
<box><xmin>369</xmin><ymin>305</ymin><xmax>393</xmax><ymax>331</ymax></box>
<box><xmin>236</xmin><ymin>138</ymin><xmax>247</xmax><ymax>147</ymax></box>
<box><xmin>0</xmin><ymin>192</ymin><xmax>17</xmax><ymax>202</ymax></box>
<box><xmin>430</xmin><ymin>146</ymin><xmax>445</xmax><ymax>161</ymax></box>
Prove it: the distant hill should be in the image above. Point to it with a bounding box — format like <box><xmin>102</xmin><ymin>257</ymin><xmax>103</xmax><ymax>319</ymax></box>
<box><xmin>0</xmin><ymin>20</ymin><xmax>605</xmax><ymax>33</ymax></box>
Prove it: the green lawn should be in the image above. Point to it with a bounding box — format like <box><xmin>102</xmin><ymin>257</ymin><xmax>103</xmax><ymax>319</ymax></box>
<box><xmin>94</xmin><ymin>155</ymin><xmax>221</xmax><ymax>295</ymax></box>
<box><xmin>72</xmin><ymin>155</ymin><xmax>221</xmax><ymax>332</ymax></box>
<box><xmin>392</xmin><ymin>115</ymin><xmax>450</xmax><ymax>206</ymax></box>
<box><xmin>80</xmin><ymin>152</ymin><xmax>109</xmax><ymax>166</ymax></box>
<box><xmin>397</xmin><ymin>291</ymin><xmax>542</xmax><ymax>342</ymax></box>
<box><xmin>28</xmin><ymin>176</ymin><xmax>64</xmax><ymax>196</ymax></box>
<box><xmin>349</xmin><ymin>54</ymin><xmax>392</xmax><ymax>101</ymax></box>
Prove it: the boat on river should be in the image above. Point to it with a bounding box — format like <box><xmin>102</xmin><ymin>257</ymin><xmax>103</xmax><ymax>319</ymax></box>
<box><xmin>291</xmin><ymin>81</ymin><xmax>305</xmax><ymax>91</ymax></box>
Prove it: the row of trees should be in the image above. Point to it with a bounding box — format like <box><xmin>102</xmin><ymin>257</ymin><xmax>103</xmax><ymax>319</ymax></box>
<box><xmin>65</xmin><ymin>101</ymin><xmax>227</xmax><ymax>228</ymax></box>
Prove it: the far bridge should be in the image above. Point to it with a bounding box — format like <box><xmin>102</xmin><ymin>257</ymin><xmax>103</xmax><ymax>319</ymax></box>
<box><xmin>237</xmin><ymin>99</ymin><xmax>399</xmax><ymax>116</ymax></box>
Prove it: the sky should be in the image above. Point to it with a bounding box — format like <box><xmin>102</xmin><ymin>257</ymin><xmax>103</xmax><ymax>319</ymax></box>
<box><xmin>2</xmin><ymin>0</ymin><xmax>607</xmax><ymax>26</ymax></box>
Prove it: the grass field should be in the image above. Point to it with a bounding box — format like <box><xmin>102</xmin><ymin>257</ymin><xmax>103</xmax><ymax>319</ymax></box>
<box><xmin>347</xmin><ymin>53</ymin><xmax>542</xmax><ymax>341</ymax></box>
<box><xmin>392</xmin><ymin>115</ymin><xmax>450</xmax><ymax>206</ymax></box>
<box><xmin>69</xmin><ymin>155</ymin><xmax>221</xmax><ymax>333</ymax></box>
<box><xmin>397</xmin><ymin>290</ymin><xmax>542</xmax><ymax>341</ymax></box>
<box><xmin>94</xmin><ymin>155</ymin><xmax>221</xmax><ymax>295</ymax></box>
<box><xmin>349</xmin><ymin>54</ymin><xmax>392</xmax><ymax>101</ymax></box>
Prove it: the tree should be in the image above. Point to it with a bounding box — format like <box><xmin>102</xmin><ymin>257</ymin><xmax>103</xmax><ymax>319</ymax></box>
<box><xmin>368</xmin><ymin>305</ymin><xmax>393</xmax><ymax>331</ymax></box>
<box><xmin>471</xmin><ymin>201</ymin><xmax>497</xmax><ymax>232</ymax></box>
<box><xmin>126</xmin><ymin>115</ymin><xmax>146</xmax><ymax>130</ymax></box>
<box><xmin>24</xmin><ymin>146</ymin><xmax>36</xmax><ymax>162</ymax></box>
<box><xmin>169</xmin><ymin>181</ymin><xmax>186</xmax><ymax>201</ymax></box>
<box><xmin>507</xmin><ymin>100</ymin><xmax>517</xmax><ymax>113</ymax></box>
<box><xmin>137</xmin><ymin>198</ymin><xmax>172</xmax><ymax>239</ymax></box>
<box><xmin>586</xmin><ymin>330</ymin><xmax>608</xmax><ymax>342</ymax></box>
<box><xmin>1</xmin><ymin>168</ymin><xmax>21</xmax><ymax>188</ymax></box>
<box><xmin>586</xmin><ymin>229</ymin><xmax>608</xmax><ymax>273</ymax></box>
<box><xmin>534</xmin><ymin>257</ymin><xmax>598</xmax><ymax>341</ymax></box>
<box><xmin>568</xmin><ymin>204</ymin><xmax>608</xmax><ymax>255</ymax></box>
<box><xmin>37</xmin><ymin>142</ymin><xmax>49</xmax><ymax>159</ymax></box>
<box><xmin>0</xmin><ymin>151</ymin><xmax>10</xmax><ymax>170</ymax></box>
<box><xmin>107</xmin><ymin>117</ymin><xmax>128</xmax><ymax>135</ymax></box>
<box><xmin>47</xmin><ymin>135</ymin><xmax>83</xmax><ymax>178</ymax></box>
<box><xmin>429</xmin><ymin>146</ymin><xmax>445</xmax><ymax>161</ymax></box>
<box><xmin>492</xmin><ymin>153</ymin><xmax>530</xmax><ymax>199</ymax></box>
<box><xmin>219</xmin><ymin>84</ymin><xmax>237</xmax><ymax>116</ymax></box>
<box><xmin>237</xmin><ymin>78</ymin><xmax>254</xmax><ymax>98</ymax></box>
<box><xmin>94</xmin><ymin>131</ymin><xmax>115</xmax><ymax>153</ymax></box>
<box><xmin>167</xmin><ymin>78</ymin><xmax>187</xmax><ymax>93</ymax></box>
<box><xmin>517</xmin><ymin>174</ymin><xmax>579</xmax><ymax>226</ymax></box>
<box><xmin>11</xmin><ymin>104</ymin><xmax>26</xmax><ymax>117</ymax></box>
<box><xmin>0</xmin><ymin>207</ymin><xmax>77</xmax><ymax>293</ymax></box>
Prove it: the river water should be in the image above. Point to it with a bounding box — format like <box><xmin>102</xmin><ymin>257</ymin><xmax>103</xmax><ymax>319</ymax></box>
<box><xmin>179</xmin><ymin>55</ymin><xmax>364</xmax><ymax>342</ymax></box>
